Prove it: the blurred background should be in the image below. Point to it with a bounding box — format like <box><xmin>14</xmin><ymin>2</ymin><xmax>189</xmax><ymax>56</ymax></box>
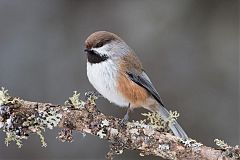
<box><xmin>0</xmin><ymin>0</ymin><xmax>238</xmax><ymax>159</ymax></box>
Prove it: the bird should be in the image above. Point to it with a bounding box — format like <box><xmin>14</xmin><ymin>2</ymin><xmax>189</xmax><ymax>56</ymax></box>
<box><xmin>84</xmin><ymin>31</ymin><xmax>188</xmax><ymax>139</ymax></box>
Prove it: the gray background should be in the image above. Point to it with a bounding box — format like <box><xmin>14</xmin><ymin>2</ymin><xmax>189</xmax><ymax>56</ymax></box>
<box><xmin>0</xmin><ymin>0</ymin><xmax>239</xmax><ymax>160</ymax></box>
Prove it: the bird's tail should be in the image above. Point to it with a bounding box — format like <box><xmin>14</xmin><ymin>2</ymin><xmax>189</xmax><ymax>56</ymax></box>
<box><xmin>148</xmin><ymin>104</ymin><xmax>188</xmax><ymax>139</ymax></box>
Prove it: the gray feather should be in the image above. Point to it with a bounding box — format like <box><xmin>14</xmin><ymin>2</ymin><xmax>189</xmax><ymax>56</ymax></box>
<box><xmin>127</xmin><ymin>71</ymin><xmax>165</xmax><ymax>107</ymax></box>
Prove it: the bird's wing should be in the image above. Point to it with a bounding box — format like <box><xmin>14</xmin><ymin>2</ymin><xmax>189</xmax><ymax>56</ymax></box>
<box><xmin>126</xmin><ymin>71</ymin><xmax>165</xmax><ymax>107</ymax></box>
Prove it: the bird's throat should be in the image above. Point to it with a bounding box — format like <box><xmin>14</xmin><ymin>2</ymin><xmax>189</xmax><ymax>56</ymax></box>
<box><xmin>87</xmin><ymin>50</ymin><xmax>109</xmax><ymax>64</ymax></box>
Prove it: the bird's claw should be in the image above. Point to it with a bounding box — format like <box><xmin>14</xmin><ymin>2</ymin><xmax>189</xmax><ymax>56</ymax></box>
<box><xmin>119</xmin><ymin>113</ymin><xmax>129</xmax><ymax>127</ymax></box>
<box><xmin>119</xmin><ymin>119</ymin><xmax>127</xmax><ymax>128</ymax></box>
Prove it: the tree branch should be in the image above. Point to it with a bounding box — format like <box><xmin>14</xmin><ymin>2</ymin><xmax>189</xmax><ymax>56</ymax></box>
<box><xmin>0</xmin><ymin>88</ymin><xmax>239</xmax><ymax>160</ymax></box>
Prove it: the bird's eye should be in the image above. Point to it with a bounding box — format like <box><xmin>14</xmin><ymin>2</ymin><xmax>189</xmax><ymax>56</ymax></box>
<box><xmin>95</xmin><ymin>42</ymin><xmax>104</xmax><ymax>48</ymax></box>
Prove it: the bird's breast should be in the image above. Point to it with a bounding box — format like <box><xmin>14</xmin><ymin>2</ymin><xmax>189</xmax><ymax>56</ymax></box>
<box><xmin>87</xmin><ymin>60</ymin><xmax>129</xmax><ymax>107</ymax></box>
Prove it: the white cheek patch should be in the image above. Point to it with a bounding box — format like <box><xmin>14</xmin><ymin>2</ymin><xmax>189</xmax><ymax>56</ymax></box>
<box><xmin>92</xmin><ymin>41</ymin><xmax>130</xmax><ymax>57</ymax></box>
<box><xmin>92</xmin><ymin>44</ymin><xmax>111</xmax><ymax>57</ymax></box>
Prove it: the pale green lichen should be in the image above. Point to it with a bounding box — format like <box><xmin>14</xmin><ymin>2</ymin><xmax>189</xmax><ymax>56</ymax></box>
<box><xmin>37</xmin><ymin>107</ymin><xmax>62</xmax><ymax>130</ymax></box>
<box><xmin>5</xmin><ymin>132</ymin><xmax>27</xmax><ymax>148</ymax></box>
<box><xmin>214</xmin><ymin>139</ymin><xmax>229</xmax><ymax>149</ymax></box>
<box><xmin>0</xmin><ymin>87</ymin><xmax>9</xmax><ymax>105</ymax></box>
<box><xmin>159</xmin><ymin>143</ymin><xmax>170</xmax><ymax>150</ymax></box>
<box><xmin>143</xmin><ymin>126</ymin><xmax>155</xmax><ymax>136</ymax></box>
<box><xmin>0</xmin><ymin>87</ymin><xmax>22</xmax><ymax>106</ymax></box>
<box><xmin>0</xmin><ymin>87</ymin><xmax>11</xmax><ymax>105</ymax></box>
<box><xmin>37</xmin><ymin>131</ymin><xmax>47</xmax><ymax>147</ymax></box>
<box><xmin>109</xmin><ymin>128</ymin><xmax>118</xmax><ymax>136</ymax></box>
<box><xmin>101</xmin><ymin>119</ymin><xmax>109</xmax><ymax>127</ymax></box>
<box><xmin>129</xmin><ymin>128</ymin><xmax>140</xmax><ymax>135</ymax></box>
<box><xmin>180</xmin><ymin>138</ymin><xmax>202</xmax><ymax>148</ymax></box>
<box><xmin>3</xmin><ymin>111</ymin><xmax>48</xmax><ymax>148</ymax></box>
<box><xmin>97</xmin><ymin>129</ymin><xmax>106</xmax><ymax>139</ymax></box>
<box><xmin>141</xmin><ymin>112</ymin><xmax>168</xmax><ymax>131</ymax></box>
<box><xmin>127</xmin><ymin>121</ymin><xmax>159</xmax><ymax>131</ymax></box>
<box><xmin>214</xmin><ymin>139</ymin><xmax>240</xmax><ymax>159</ymax></box>
<box><xmin>65</xmin><ymin>91</ymin><xmax>85</xmax><ymax>108</ymax></box>
<box><xmin>0</xmin><ymin>106</ymin><xmax>9</xmax><ymax>129</ymax></box>
<box><xmin>3</xmin><ymin>106</ymin><xmax>61</xmax><ymax>148</ymax></box>
<box><xmin>1</xmin><ymin>108</ymin><xmax>25</xmax><ymax>148</ymax></box>
<box><xmin>97</xmin><ymin>120</ymin><xmax>110</xmax><ymax>139</ymax></box>
<box><xmin>168</xmin><ymin>111</ymin><xmax>180</xmax><ymax>124</ymax></box>
<box><xmin>142</xmin><ymin>111</ymin><xmax>180</xmax><ymax>134</ymax></box>
<box><xmin>0</xmin><ymin>87</ymin><xmax>65</xmax><ymax>148</ymax></box>
<box><xmin>139</xmin><ymin>152</ymin><xmax>145</xmax><ymax>157</ymax></box>
<box><xmin>117</xmin><ymin>149</ymin><xmax>123</xmax><ymax>154</ymax></box>
<box><xmin>86</xmin><ymin>93</ymin><xmax>98</xmax><ymax>105</ymax></box>
<box><xmin>142</xmin><ymin>112</ymin><xmax>165</xmax><ymax>127</ymax></box>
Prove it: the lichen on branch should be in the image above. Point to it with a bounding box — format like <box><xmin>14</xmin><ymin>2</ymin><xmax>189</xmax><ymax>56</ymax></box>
<box><xmin>0</xmin><ymin>87</ymin><xmax>239</xmax><ymax>160</ymax></box>
<box><xmin>0</xmin><ymin>87</ymin><xmax>62</xmax><ymax>147</ymax></box>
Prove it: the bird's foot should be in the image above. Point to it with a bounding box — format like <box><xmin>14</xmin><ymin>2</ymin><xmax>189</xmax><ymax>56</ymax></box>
<box><xmin>119</xmin><ymin>103</ymin><xmax>131</xmax><ymax>127</ymax></box>
<box><xmin>119</xmin><ymin>112</ymin><xmax>129</xmax><ymax>127</ymax></box>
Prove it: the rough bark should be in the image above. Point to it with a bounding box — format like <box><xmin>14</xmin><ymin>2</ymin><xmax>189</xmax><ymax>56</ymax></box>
<box><xmin>0</xmin><ymin>93</ymin><xmax>239</xmax><ymax>160</ymax></box>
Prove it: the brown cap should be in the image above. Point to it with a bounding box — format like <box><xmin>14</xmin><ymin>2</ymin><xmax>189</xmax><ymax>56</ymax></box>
<box><xmin>85</xmin><ymin>31</ymin><xmax>122</xmax><ymax>49</ymax></box>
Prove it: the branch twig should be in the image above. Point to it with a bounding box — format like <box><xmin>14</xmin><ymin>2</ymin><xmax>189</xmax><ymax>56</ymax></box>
<box><xmin>0</xmin><ymin>88</ymin><xmax>239</xmax><ymax>160</ymax></box>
